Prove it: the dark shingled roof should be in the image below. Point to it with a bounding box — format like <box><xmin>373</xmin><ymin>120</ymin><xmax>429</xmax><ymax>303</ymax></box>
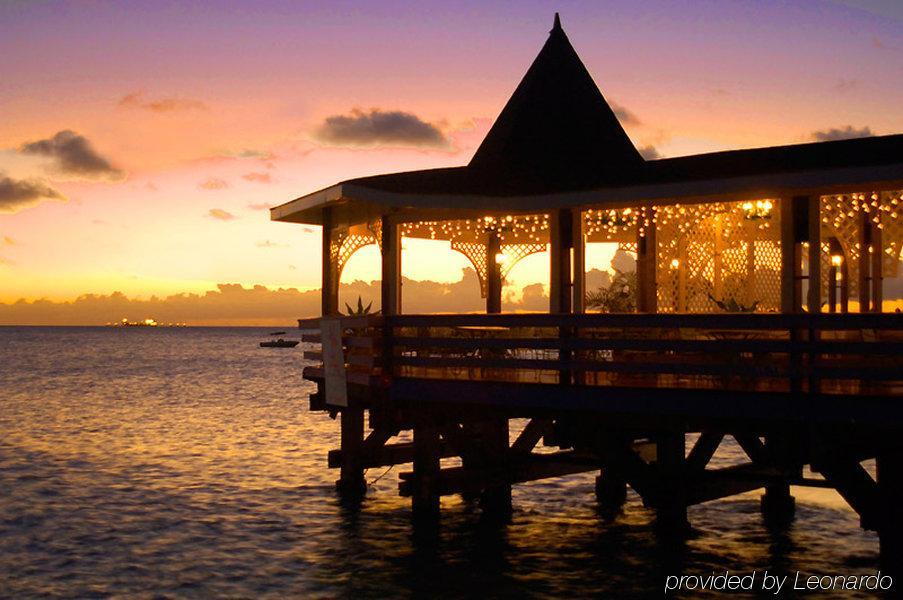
<box><xmin>323</xmin><ymin>15</ymin><xmax>903</xmax><ymax>199</ymax></box>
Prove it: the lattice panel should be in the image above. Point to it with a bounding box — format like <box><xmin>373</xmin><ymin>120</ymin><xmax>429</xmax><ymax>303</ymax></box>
<box><xmin>500</xmin><ymin>243</ymin><xmax>547</xmax><ymax>279</ymax></box>
<box><xmin>656</xmin><ymin>201</ymin><xmax>782</xmax><ymax>313</ymax></box>
<box><xmin>451</xmin><ymin>240</ymin><xmax>489</xmax><ymax>298</ymax></box>
<box><xmin>330</xmin><ymin>229</ymin><xmax>377</xmax><ymax>281</ymax></box>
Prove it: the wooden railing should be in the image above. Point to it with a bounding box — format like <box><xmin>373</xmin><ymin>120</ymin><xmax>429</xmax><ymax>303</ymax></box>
<box><xmin>300</xmin><ymin>313</ymin><xmax>903</xmax><ymax>396</ymax></box>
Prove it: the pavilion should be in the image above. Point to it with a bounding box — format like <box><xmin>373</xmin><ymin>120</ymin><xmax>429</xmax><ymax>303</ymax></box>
<box><xmin>271</xmin><ymin>15</ymin><xmax>903</xmax><ymax>566</ymax></box>
<box><xmin>272</xmin><ymin>14</ymin><xmax>902</xmax><ymax>318</ymax></box>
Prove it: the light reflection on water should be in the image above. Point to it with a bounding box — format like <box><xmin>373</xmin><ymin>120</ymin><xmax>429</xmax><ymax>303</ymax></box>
<box><xmin>0</xmin><ymin>327</ymin><xmax>881</xmax><ymax>598</ymax></box>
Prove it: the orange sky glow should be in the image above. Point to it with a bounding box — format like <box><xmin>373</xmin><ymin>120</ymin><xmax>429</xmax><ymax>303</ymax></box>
<box><xmin>2</xmin><ymin>1</ymin><xmax>902</xmax><ymax>324</ymax></box>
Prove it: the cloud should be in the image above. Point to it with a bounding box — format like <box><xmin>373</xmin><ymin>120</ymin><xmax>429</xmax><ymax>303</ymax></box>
<box><xmin>248</xmin><ymin>202</ymin><xmax>273</xmax><ymax>211</ymax></box>
<box><xmin>315</xmin><ymin>108</ymin><xmax>449</xmax><ymax>148</ymax></box>
<box><xmin>256</xmin><ymin>240</ymin><xmax>288</xmax><ymax>248</ymax></box>
<box><xmin>301</xmin><ymin>226</ymin><xmax>315</xmax><ymax>234</ymax></box>
<box><xmin>0</xmin><ymin>173</ymin><xmax>65</xmax><ymax>213</ymax></box>
<box><xmin>810</xmin><ymin>125</ymin><xmax>874</xmax><ymax>142</ymax></box>
<box><xmin>242</xmin><ymin>172</ymin><xmax>272</xmax><ymax>184</ymax></box>
<box><xmin>611</xmin><ymin>102</ymin><xmax>641</xmax><ymax>127</ymax></box>
<box><xmin>207</xmin><ymin>208</ymin><xmax>236</xmax><ymax>221</ymax></box>
<box><xmin>638</xmin><ymin>145</ymin><xmax>661</xmax><ymax>160</ymax></box>
<box><xmin>3</xmin><ymin>235</ymin><xmax>17</xmax><ymax>245</ymax></box>
<box><xmin>199</xmin><ymin>177</ymin><xmax>229</xmax><ymax>190</ymax></box>
<box><xmin>834</xmin><ymin>78</ymin><xmax>859</xmax><ymax>92</ymax></box>
<box><xmin>19</xmin><ymin>130</ymin><xmax>123</xmax><ymax>179</ymax></box>
<box><xmin>118</xmin><ymin>91</ymin><xmax>208</xmax><ymax>113</ymax></box>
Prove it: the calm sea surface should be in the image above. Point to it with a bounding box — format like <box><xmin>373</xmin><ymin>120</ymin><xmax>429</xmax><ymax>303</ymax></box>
<box><xmin>0</xmin><ymin>326</ymin><xmax>883</xmax><ymax>598</ymax></box>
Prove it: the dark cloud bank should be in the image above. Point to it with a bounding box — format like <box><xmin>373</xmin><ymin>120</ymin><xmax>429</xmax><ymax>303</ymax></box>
<box><xmin>0</xmin><ymin>268</ymin><xmax>630</xmax><ymax>326</ymax></box>
<box><xmin>0</xmin><ymin>174</ymin><xmax>65</xmax><ymax>213</ymax></box>
<box><xmin>316</xmin><ymin>109</ymin><xmax>448</xmax><ymax>148</ymax></box>
<box><xmin>810</xmin><ymin>125</ymin><xmax>874</xmax><ymax>142</ymax></box>
<box><xmin>20</xmin><ymin>130</ymin><xmax>123</xmax><ymax>179</ymax></box>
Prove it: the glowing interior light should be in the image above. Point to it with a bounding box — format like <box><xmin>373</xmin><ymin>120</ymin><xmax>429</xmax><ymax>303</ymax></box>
<box><xmin>670</xmin><ymin>258</ymin><xmax>681</xmax><ymax>269</ymax></box>
<box><xmin>495</xmin><ymin>252</ymin><xmax>508</xmax><ymax>265</ymax></box>
<box><xmin>831</xmin><ymin>254</ymin><xmax>843</xmax><ymax>267</ymax></box>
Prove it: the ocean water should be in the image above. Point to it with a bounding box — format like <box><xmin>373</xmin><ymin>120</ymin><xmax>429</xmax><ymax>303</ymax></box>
<box><xmin>0</xmin><ymin>326</ymin><xmax>884</xmax><ymax>598</ymax></box>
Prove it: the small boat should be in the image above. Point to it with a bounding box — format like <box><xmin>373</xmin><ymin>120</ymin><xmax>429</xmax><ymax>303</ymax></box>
<box><xmin>260</xmin><ymin>337</ymin><xmax>299</xmax><ymax>348</ymax></box>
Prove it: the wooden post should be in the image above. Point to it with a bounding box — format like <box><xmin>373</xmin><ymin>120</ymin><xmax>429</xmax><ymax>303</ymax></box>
<box><xmin>550</xmin><ymin>209</ymin><xmax>573</xmax><ymax>314</ymax></box>
<box><xmin>760</xmin><ymin>433</ymin><xmax>797</xmax><ymax>527</ymax></box>
<box><xmin>806</xmin><ymin>196</ymin><xmax>821</xmax><ymax>314</ymax></box>
<box><xmin>487</xmin><ymin>231</ymin><xmax>503</xmax><ymax>314</ymax></box>
<box><xmin>479</xmin><ymin>416</ymin><xmax>512</xmax><ymax>518</ymax></box>
<box><xmin>637</xmin><ymin>209</ymin><xmax>657</xmax><ymax>313</ymax></box>
<box><xmin>321</xmin><ymin>207</ymin><xmax>338</xmax><ymax>316</ymax></box>
<box><xmin>780</xmin><ymin>197</ymin><xmax>797</xmax><ymax>313</ymax></box>
<box><xmin>572</xmin><ymin>210</ymin><xmax>585</xmax><ymax>314</ymax></box>
<box><xmin>877</xmin><ymin>448</ymin><xmax>903</xmax><ymax>577</ymax></box>
<box><xmin>871</xmin><ymin>221</ymin><xmax>883</xmax><ymax>312</ymax></box>
<box><xmin>655</xmin><ymin>431</ymin><xmax>689</xmax><ymax>533</ymax></box>
<box><xmin>412</xmin><ymin>421</ymin><xmax>441</xmax><ymax>518</ymax></box>
<box><xmin>380</xmin><ymin>216</ymin><xmax>401</xmax><ymax>316</ymax></box>
<box><xmin>858</xmin><ymin>212</ymin><xmax>872</xmax><ymax>313</ymax></box>
<box><xmin>337</xmin><ymin>408</ymin><xmax>366</xmax><ymax>496</ymax></box>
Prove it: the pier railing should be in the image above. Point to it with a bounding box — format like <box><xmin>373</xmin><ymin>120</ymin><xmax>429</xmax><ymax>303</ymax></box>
<box><xmin>300</xmin><ymin>313</ymin><xmax>903</xmax><ymax>397</ymax></box>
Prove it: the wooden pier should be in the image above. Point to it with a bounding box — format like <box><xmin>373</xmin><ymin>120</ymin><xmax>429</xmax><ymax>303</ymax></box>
<box><xmin>299</xmin><ymin>312</ymin><xmax>903</xmax><ymax>568</ymax></box>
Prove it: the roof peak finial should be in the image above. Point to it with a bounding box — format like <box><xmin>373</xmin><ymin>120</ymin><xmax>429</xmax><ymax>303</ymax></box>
<box><xmin>551</xmin><ymin>12</ymin><xmax>562</xmax><ymax>33</ymax></box>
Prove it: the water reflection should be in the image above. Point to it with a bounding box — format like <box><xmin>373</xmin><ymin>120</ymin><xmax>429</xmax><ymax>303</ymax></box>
<box><xmin>0</xmin><ymin>327</ymin><xmax>882</xmax><ymax>598</ymax></box>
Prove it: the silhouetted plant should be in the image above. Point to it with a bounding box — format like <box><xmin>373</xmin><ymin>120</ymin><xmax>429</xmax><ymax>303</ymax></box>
<box><xmin>344</xmin><ymin>295</ymin><xmax>376</xmax><ymax>316</ymax></box>
<box><xmin>706</xmin><ymin>293</ymin><xmax>759</xmax><ymax>313</ymax></box>
<box><xmin>586</xmin><ymin>269</ymin><xmax>637</xmax><ymax>313</ymax></box>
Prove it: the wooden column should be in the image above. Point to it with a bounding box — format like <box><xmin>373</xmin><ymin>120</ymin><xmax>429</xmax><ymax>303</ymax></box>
<box><xmin>676</xmin><ymin>241</ymin><xmax>688</xmax><ymax>312</ymax></box>
<box><xmin>380</xmin><ymin>216</ymin><xmax>401</xmax><ymax>316</ymax></box>
<box><xmin>321</xmin><ymin>207</ymin><xmax>338</xmax><ymax>316</ymax></box>
<box><xmin>780</xmin><ymin>197</ymin><xmax>806</xmax><ymax>313</ymax></box>
<box><xmin>655</xmin><ymin>431</ymin><xmax>689</xmax><ymax>533</ymax></box>
<box><xmin>572</xmin><ymin>210</ymin><xmax>586</xmax><ymax>314</ymax></box>
<box><xmin>550</xmin><ymin>209</ymin><xmax>573</xmax><ymax>314</ymax></box>
<box><xmin>806</xmin><ymin>196</ymin><xmax>822</xmax><ymax>314</ymax></box>
<box><xmin>337</xmin><ymin>407</ymin><xmax>366</xmax><ymax>496</ymax></box>
<box><xmin>858</xmin><ymin>212</ymin><xmax>872</xmax><ymax>313</ymax></box>
<box><xmin>636</xmin><ymin>210</ymin><xmax>657</xmax><ymax>313</ymax></box>
<box><xmin>871</xmin><ymin>221</ymin><xmax>883</xmax><ymax>312</ymax></box>
<box><xmin>487</xmin><ymin>231</ymin><xmax>502</xmax><ymax>314</ymax></box>
<box><xmin>479</xmin><ymin>416</ymin><xmax>512</xmax><ymax>518</ymax></box>
<box><xmin>412</xmin><ymin>421</ymin><xmax>441</xmax><ymax>518</ymax></box>
<box><xmin>877</xmin><ymin>448</ymin><xmax>903</xmax><ymax>577</ymax></box>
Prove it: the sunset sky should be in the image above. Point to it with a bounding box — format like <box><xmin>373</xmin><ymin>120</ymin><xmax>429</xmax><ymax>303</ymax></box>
<box><xmin>2</xmin><ymin>1</ymin><xmax>902</xmax><ymax>323</ymax></box>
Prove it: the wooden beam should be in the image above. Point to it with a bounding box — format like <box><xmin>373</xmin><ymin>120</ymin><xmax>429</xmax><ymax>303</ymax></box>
<box><xmin>806</xmin><ymin>195</ymin><xmax>822</xmax><ymax>314</ymax></box>
<box><xmin>411</xmin><ymin>421</ymin><xmax>441</xmax><ymax>516</ymax></box>
<box><xmin>858</xmin><ymin>212</ymin><xmax>872</xmax><ymax>313</ymax></box>
<box><xmin>686</xmin><ymin>433</ymin><xmax>724</xmax><ymax>472</ymax></box>
<box><xmin>871</xmin><ymin>221</ymin><xmax>883</xmax><ymax>312</ymax></box>
<box><xmin>511</xmin><ymin>418</ymin><xmax>553</xmax><ymax>454</ymax></box>
<box><xmin>380</xmin><ymin>215</ymin><xmax>401</xmax><ymax>316</ymax></box>
<box><xmin>487</xmin><ymin>231</ymin><xmax>502</xmax><ymax>314</ymax></box>
<box><xmin>321</xmin><ymin>206</ymin><xmax>338</xmax><ymax>316</ymax></box>
<box><xmin>573</xmin><ymin>210</ymin><xmax>586</xmax><ymax>314</ymax></box>
<box><xmin>636</xmin><ymin>210</ymin><xmax>657</xmax><ymax>313</ymax></box>
<box><xmin>549</xmin><ymin>208</ymin><xmax>573</xmax><ymax>314</ymax></box>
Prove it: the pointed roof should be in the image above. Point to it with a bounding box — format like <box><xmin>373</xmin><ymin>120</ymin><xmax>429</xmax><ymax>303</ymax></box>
<box><xmin>467</xmin><ymin>13</ymin><xmax>643</xmax><ymax>190</ymax></box>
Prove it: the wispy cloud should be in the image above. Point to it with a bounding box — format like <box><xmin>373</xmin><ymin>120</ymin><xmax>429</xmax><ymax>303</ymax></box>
<box><xmin>638</xmin><ymin>145</ymin><xmax>661</xmax><ymax>160</ymax></box>
<box><xmin>3</xmin><ymin>235</ymin><xmax>18</xmax><ymax>246</ymax></box>
<box><xmin>199</xmin><ymin>178</ymin><xmax>229</xmax><ymax>190</ymax></box>
<box><xmin>118</xmin><ymin>91</ymin><xmax>208</xmax><ymax>113</ymax></box>
<box><xmin>315</xmin><ymin>108</ymin><xmax>449</xmax><ymax>148</ymax></box>
<box><xmin>248</xmin><ymin>202</ymin><xmax>273</xmax><ymax>211</ymax></box>
<box><xmin>611</xmin><ymin>102</ymin><xmax>641</xmax><ymax>127</ymax></box>
<box><xmin>810</xmin><ymin>125</ymin><xmax>874</xmax><ymax>142</ymax></box>
<box><xmin>0</xmin><ymin>173</ymin><xmax>65</xmax><ymax>214</ymax></box>
<box><xmin>207</xmin><ymin>208</ymin><xmax>236</xmax><ymax>221</ymax></box>
<box><xmin>19</xmin><ymin>130</ymin><xmax>123</xmax><ymax>180</ymax></box>
<box><xmin>242</xmin><ymin>172</ymin><xmax>272</xmax><ymax>184</ymax></box>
